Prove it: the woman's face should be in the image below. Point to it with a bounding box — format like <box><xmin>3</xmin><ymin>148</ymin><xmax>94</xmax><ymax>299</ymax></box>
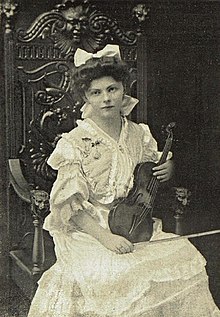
<box><xmin>84</xmin><ymin>76</ymin><xmax>124</xmax><ymax>119</ymax></box>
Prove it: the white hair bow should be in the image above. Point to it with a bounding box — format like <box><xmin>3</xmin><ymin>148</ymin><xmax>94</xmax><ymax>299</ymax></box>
<box><xmin>74</xmin><ymin>44</ymin><xmax>121</xmax><ymax>67</ymax></box>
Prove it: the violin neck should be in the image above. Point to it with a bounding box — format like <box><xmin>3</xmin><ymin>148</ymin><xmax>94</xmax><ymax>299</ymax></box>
<box><xmin>147</xmin><ymin>135</ymin><xmax>173</xmax><ymax>205</ymax></box>
<box><xmin>158</xmin><ymin>136</ymin><xmax>173</xmax><ymax>165</ymax></box>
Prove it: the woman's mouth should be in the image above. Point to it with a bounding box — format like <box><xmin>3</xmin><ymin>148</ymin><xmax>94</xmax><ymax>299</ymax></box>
<box><xmin>102</xmin><ymin>106</ymin><xmax>114</xmax><ymax>109</ymax></box>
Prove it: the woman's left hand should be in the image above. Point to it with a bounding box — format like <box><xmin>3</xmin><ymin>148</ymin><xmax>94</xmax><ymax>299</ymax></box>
<box><xmin>152</xmin><ymin>159</ymin><xmax>174</xmax><ymax>182</ymax></box>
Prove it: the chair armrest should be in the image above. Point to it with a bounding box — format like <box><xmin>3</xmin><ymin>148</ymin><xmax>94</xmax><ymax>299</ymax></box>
<box><xmin>8</xmin><ymin>158</ymin><xmax>31</xmax><ymax>203</ymax></box>
<box><xmin>8</xmin><ymin>158</ymin><xmax>51</xmax><ymax>276</ymax></box>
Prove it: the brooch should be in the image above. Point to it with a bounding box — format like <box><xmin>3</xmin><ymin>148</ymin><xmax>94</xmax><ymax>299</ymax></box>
<box><xmin>82</xmin><ymin>137</ymin><xmax>102</xmax><ymax>160</ymax></box>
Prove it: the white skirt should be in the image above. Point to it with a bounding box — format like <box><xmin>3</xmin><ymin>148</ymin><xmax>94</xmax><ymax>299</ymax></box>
<box><xmin>28</xmin><ymin>220</ymin><xmax>220</xmax><ymax>317</ymax></box>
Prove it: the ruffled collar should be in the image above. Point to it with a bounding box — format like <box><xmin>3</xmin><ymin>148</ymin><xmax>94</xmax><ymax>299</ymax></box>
<box><xmin>80</xmin><ymin>95</ymin><xmax>139</xmax><ymax>119</ymax></box>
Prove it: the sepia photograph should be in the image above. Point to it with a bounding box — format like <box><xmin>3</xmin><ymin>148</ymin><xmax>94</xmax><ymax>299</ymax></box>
<box><xmin>0</xmin><ymin>0</ymin><xmax>220</xmax><ymax>316</ymax></box>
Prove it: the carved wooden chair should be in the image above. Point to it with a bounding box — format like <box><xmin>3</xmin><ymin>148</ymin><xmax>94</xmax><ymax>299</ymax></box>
<box><xmin>3</xmin><ymin>0</ymin><xmax>147</xmax><ymax>299</ymax></box>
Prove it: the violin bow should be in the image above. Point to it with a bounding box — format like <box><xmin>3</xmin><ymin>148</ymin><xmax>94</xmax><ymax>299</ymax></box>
<box><xmin>135</xmin><ymin>229</ymin><xmax>220</xmax><ymax>246</ymax></box>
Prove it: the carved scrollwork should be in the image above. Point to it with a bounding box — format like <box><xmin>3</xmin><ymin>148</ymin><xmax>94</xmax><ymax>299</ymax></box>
<box><xmin>28</xmin><ymin>120</ymin><xmax>58</xmax><ymax>183</ymax></box>
<box><xmin>17</xmin><ymin>60</ymin><xmax>79</xmax><ymax>185</ymax></box>
<box><xmin>27</xmin><ymin>104</ymin><xmax>78</xmax><ymax>183</ymax></box>
<box><xmin>16</xmin><ymin>0</ymin><xmax>142</xmax><ymax>59</ymax></box>
<box><xmin>88</xmin><ymin>12</ymin><xmax>137</xmax><ymax>46</ymax></box>
<box><xmin>18</xmin><ymin>61</ymin><xmax>71</xmax><ymax>106</ymax></box>
<box><xmin>17</xmin><ymin>12</ymin><xmax>65</xmax><ymax>42</ymax></box>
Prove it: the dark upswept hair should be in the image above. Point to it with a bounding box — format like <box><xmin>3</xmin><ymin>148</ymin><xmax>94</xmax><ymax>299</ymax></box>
<box><xmin>71</xmin><ymin>56</ymin><xmax>130</xmax><ymax>102</ymax></box>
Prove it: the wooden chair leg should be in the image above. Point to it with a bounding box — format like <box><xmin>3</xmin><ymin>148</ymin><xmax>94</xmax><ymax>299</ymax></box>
<box><xmin>30</xmin><ymin>190</ymin><xmax>50</xmax><ymax>276</ymax></box>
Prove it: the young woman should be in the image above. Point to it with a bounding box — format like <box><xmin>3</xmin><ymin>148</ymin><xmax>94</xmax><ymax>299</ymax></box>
<box><xmin>28</xmin><ymin>45</ymin><xmax>220</xmax><ymax>317</ymax></box>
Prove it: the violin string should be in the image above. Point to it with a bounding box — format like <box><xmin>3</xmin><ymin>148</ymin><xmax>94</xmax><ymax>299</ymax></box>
<box><xmin>148</xmin><ymin>177</ymin><xmax>159</xmax><ymax>202</ymax></box>
<box><xmin>137</xmin><ymin>181</ymin><xmax>160</xmax><ymax>228</ymax></box>
<box><xmin>139</xmin><ymin>177</ymin><xmax>159</xmax><ymax>220</ymax></box>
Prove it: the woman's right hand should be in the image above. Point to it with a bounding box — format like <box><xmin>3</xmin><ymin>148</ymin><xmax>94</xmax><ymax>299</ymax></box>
<box><xmin>73</xmin><ymin>212</ymin><xmax>133</xmax><ymax>254</ymax></box>
<box><xmin>99</xmin><ymin>232</ymin><xmax>134</xmax><ymax>254</ymax></box>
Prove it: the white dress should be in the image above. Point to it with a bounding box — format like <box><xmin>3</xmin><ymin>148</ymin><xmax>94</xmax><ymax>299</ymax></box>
<box><xmin>28</xmin><ymin>117</ymin><xmax>220</xmax><ymax>317</ymax></box>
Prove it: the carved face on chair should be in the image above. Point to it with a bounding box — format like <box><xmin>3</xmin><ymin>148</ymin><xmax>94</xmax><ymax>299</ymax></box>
<box><xmin>62</xmin><ymin>5</ymin><xmax>87</xmax><ymax>41</ymax></box>
<box><xmin>54</xmin><ymin>5</ymin><xmax>87</xmax><ymax>55</ymax></box>
<box><xmin>30</xmin><ymin>190</ymin><xmax>50</xmax><ymax>218</ymax></box>
<box><xmin>132</xmin><ymin>4</ymin><xmax>150</xmax><ymax>23</ymax></box>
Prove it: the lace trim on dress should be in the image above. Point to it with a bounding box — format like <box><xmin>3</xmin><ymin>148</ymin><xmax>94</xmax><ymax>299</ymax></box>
<box><xmin>76</xmin><ymin>118</ymin><xmax>130</xmax><ymax>204</ymax></box>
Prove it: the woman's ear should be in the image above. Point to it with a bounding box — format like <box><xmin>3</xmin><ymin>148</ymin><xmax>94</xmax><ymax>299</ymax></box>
<box><xmin>123</xmin><ymin>86</ymin><xmax>127</xmax><ymax>97</ymax></box>
<box><xmin>82</xmin><ymin>93</ymin><xmax>87</xmax><ymax>103</ymax></box>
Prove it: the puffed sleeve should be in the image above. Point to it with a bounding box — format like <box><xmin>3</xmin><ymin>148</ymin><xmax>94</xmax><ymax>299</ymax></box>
<box><xmin>139</xmin><ymin>123</ymin><xmax>172</xmax><ymax>163</ymax></box>
<box><xmin>44</xmin><ymin>136</ymin><xmax>97</xmax><ymax>233</ymax></box>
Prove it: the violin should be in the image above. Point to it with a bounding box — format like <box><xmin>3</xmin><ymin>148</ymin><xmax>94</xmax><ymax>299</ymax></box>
<box><xmin>108</xmin><ymin>122</ymin><xmax>175</xmax><ymax>243</ymax></box>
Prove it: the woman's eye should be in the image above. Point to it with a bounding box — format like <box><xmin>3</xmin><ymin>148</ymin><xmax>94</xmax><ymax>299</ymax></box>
<box><xmin>91</xmin><ymin>91</ymin><xmax>100</xmax><ymax>96</ymax></box>
<box><xmin>109</xmin><ymin>87</ymin><xmax>117</xmax><ymax>92</ymax></box>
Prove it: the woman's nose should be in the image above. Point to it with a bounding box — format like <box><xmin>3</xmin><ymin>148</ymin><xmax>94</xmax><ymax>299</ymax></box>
<box><xmin>103</xmin><ymin>91</ymin><xmax>110</xmax><ymax>102</ymax></box>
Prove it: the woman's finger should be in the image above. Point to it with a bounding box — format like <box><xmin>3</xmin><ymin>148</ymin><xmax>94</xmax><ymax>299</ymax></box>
<box><xmin>121</xmin><ymin>239</ymin><xmax>134</xmax><ymax>252</ymax></box>
<box><xmin>153</xmin><ymin>169</ymin><xmax>167</xmax><ymax>176</ymax></box>
<box><xmin>153</xmin><ymin>161</ymin><xmax>169</xmax><ymax>170</ymax></box>
<box><xmin>119</xmin><ymin>243</ymin><xmax>133</xmax><ymax>254</ymax></box>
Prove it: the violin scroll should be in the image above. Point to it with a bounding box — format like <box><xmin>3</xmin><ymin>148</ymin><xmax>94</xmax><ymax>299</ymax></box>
<box><xmin>164</xmin><ymin>122</ymin><xmax>176</xmax><ymax>138</ymax></box>
<box><xmin>166</xmin><ymin>122</ymin><xmax>176</xmax><ymax>131</ymax></box>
